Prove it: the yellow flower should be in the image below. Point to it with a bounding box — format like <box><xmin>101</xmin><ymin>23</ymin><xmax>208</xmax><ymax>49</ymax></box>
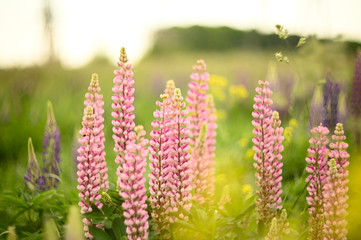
<box><xmin>229</xmin><ymin>84</ymin><xmax>249</xmax><ymax>99</ymax></box>
<box><xmin>284</xmin><ymin>126</ymin><xmax>293</xmax><ymax>146</ymax></box>
<box><xmin>289</xmin><ymin>118</ymin><xmax>298</xmax><ymax>127</ymax></box>
<box><xmin>241</xmin><ymin>184</ymin><xmax>253</xmax><ymax>199</ymax></box>
<box><xmin>210</xmin><ymin>74</ymin><xmax>228</xmax><ymax>87</ymax></box>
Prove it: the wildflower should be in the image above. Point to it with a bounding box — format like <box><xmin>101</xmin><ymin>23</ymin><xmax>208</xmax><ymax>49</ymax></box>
<box><xmin>296</xmin><ymin>37</ymin><xmax>307</xmax><ymax>48</ymax></box>
<box><xmin>169</xmin><ymin>88</ymin><xmax>192</xmax><ymax>221</ymax></box>
<box><xmin>241</xmin><ymin>184</ymin><xmax>253</xmax><ymax>199</ymax></box>
<box><xmin>42</xmin><ymin>101</ymin><xmax>61</xmax><ymax>189</ymax></box>
<box><xmin>186</xmin><ymin>59</ymin><xmax>209</xmax><ymax>148</ymax></box>
<box><xmin>275</xmin><ymin>25</ymin><xmax>288</xmax><ymax>39</ymax></box>
<box><xmin>209</xmin><ymin>75</ymin><xmax>227</xmax><ymax>102</ymax></box>
<box><xmin>112</xmin><ymin>47</ymin><xmax>136</xmax><ymax>197</ymax></box>
<box><xmin>252</xmin><ymin>80</ymin><xmax>279</xmax><ymax>225</ymax></box>
<box><xmin>165</xmin><ymin>79</ymin><xmax>176</xmax><ymax>99</ymax></box>
<box><xmin>121</xmin><ymin>126</ymin><xmax>149</xmax><ymax>240</ymax></box>
<box><xmin>305</xmin><ymin>124</ymin><xmax>329</xmax><ymax>240</ymax></box>
<box><xmin>274</xmin><ymin>52</ymin><xmax>289</xmax><ymax>63</ymax></box>
<box><xmin>77</xmin><ymin>106</ymin><xmax>103</xmax><ymax>239</ymax></box>
<box><xmin>24</xmin><ymin>137</ymin><xmax>45</xmax><ymax>190</ymax></box>
<box><xmin>270</xmin><ymin>111</ymin><xmax>284</xmax><ymax>211</ymax></box>
<box><xmin>229</xmin><ymin>84</ymin><xmax>249</xmax><ymax>99</ymax></box>
<box><xmin>324</xmin><ymin>123</ymin><xmax>349</xmax><ymax>239</ymax></box>
<box><xmin>192</xmin><ymin>122</ymin><xmax>211</xmax><ymax>205</ymax></box>
<box><xmin>265</xmin><ymin>209</ymin><xmax>290</xmax><ymax>240</ymax></box>
<box><xmin>149</xmin><ymin>94</ymin><xmax>174</xmax><ymax>238</ymax></box>
<box><xmin>84</xmin><ymin>73</ymin><xmax>108</xmax><ymax>191</ymax></box>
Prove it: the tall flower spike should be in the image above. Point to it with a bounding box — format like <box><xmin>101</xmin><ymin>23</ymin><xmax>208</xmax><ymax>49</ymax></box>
<box><xmin>350</xmin><ymin>49</ymin><xmax>361</xmax><ymax>117</ymax></box>
<box><xmin>169</xmin><ymin>88</ymin><xmax>192</xmax><ymax>221</ymax></box>
<box><xmin>191</xmin><ymin>122</ymin><xmax>211</xmax><ymax>205</ymax></box>
<box><xmin>42</xmin><ymin>101</ymin><xmax>61</xmax><ymax>189</ymax></box>
<box><xmin>77</xmin><ymin>106</ymin><xmax>103</xmax><ymax>239</ymax></box>
<box><xmin>324</xmin><ymin>123</ymin><xmax>349</xmax><ymax>239</ymax></box>
<box><xmin>149</xmin><ymin>93</ymin><xmax>174</xmax><ymax>239</ymax></box>
<box><xmin>84</xmin><ymin>73</ymin><xmax>108</xmax><ymax>191</ymax></box>
<box><xmin>165</xmin><ymin>80</ymin><xmax>176</xmax><ymax>99</ymax></box>
<box><xmin>252</xmin><ymin>80</ymin><xmax>277</xmax><ymax>226</ymax></box>
<box><xmin>305</xmin><ymin>124</ymin><xmax>329</xmax><ymax>240</ymax></box>
<box><xmin>270</xmin><ymin>111</ymin><xmax>284</xmax><ymax>211</ymax></box>
<box><xmin>112</xmin><ymin>47</ymin><xmax>136</xmax><ymax>198</ymax></box>
<box><xmin>120</xmin><ymin>126</ymin><xmax>149</xmax><ymax>240</ymax></box>
<box><xmin>25</xmin><ymin>137</ymin><xmax>45</xmax><ymax>190</ymax></box>
<box><xmin>265</xmin><ymin>209</ymin><xmax>289</xmax><ymax>240</ymax></box>
<box><xmin>186</xmin><ymin>59</ymin><xmax>210</xmax><ymax>148</ymax></box>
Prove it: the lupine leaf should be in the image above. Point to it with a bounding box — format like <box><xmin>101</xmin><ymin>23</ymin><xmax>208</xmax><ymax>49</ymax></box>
<box><xmin>88</xmin><ymin>226</ymin><xmax>112</xmax><ymax>240</ymax></box>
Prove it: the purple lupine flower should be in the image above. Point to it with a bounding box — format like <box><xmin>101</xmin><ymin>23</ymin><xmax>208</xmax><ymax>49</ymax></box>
<box><xmin>191</xmin><ymin>122</ymin><xmax>209</xmax><ymax>205</ymax></box>
<box><xmin>77</xmin><ymin>106</ymin><xmax>103</xmax><ymax>239</ymax></box>
<box><xmin>350</xmin><ymin>49</ymin><xmax>361</xmax><ymax>117</ymax></box>
<box><xmin>84</xmin><ymin>73</ymin><xmax>108</xmax><ymax>191</ymax></box>
<box><xmin>42</xmin><ymin>101</ymin><xmax>61</xmax><ymax>189</ymax></box>
<box><xmin>270</xmin><ymin>111</ymin><xmax>284</xmax><ymax>211</ymax></box>
<box><xmin>324</xmin><ymin>123</ymin><xmax>349</xmax><ymax>239</ymax></box>
<box><xmin>149</xmin><ymin>93</ymin><xmax>174</xmax><ymax>238</ymax></box>
<box><xmin>169</xmin><ymin>88</ymin><xmax>192</xmax><ymax>221</ymax></box>
<box><xmin>25</xmin><ymin>137</ymin><xmax>46</xmax><ymax>190</ymax></box>
<box><xmin>120</xmin><ymin>126</ymin><xmax>149</xmax><ymax>240</ymax></box>
<box><xmin>186</xmin><ymin>59</ymin><xmax>209</xmax><ymax>148</ymax></box>
<box><xmin>305</xmin><ymin>124</ymin><xmax>329</xmax><ymax>240</ymax></box>
<box><xmin>252</xmin><ymin>80</ymin><xmax>278</xmax><ymax>225</ymax></box>
<box><xmin>322</xmin><ymin>74</ymin><xmax>340</xmax><ymax>130</ymax></box>
<box><xmin>112</xmin><ymin>47</ymin><xmax>136</xmax><ymax>198</ymax></box>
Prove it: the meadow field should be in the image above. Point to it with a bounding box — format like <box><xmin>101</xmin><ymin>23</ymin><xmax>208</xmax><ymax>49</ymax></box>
<box><xmin>0</xmin><ymin>28</ymin><xmax>361</xmax><ymax>239</ymax></box>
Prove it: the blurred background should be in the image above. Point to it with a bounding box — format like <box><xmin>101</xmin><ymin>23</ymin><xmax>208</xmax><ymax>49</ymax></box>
<box><xmin>1</xmin><ymin>0</ymin><xmax>361</xmax><ymax>238</ymax></box>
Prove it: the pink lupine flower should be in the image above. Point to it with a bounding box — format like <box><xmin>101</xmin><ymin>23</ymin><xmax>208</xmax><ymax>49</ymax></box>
<box><xmin>270</xmin><ymin>111</ymin><xmax>284</xmax><ymax>211</ymax></box>
<box><xmin>169</xmin><ymin>88</ymin><xmax>192</xmax><ymax>220</ymax></box>
<box><xmin>84</xmin><ymin>73</ymin><xmax>108</xmax><ymax>191</ymax></box>
<box><xmin>305</xmin><ymin>124</ymin><xmax>329</xmax><ymax>240</ymax></box>
<box><xmin>323</xmin><ymin>123</ymin><xmax>349</xmax><ymax>239</ymax></box>
<box><xmin>149</xmin><ymin>93</ymin><xmax>174</xmax><ymax>238</ymax></box>
<box><xmin>77</xmin><ymin>106</ymin><xmax>103</xmax><ymax>239</ymax></box>
<box><xmin>112</xmin><ymin>47</ymin><xmax>136</xmax><ymax>197</ymax></box>
<box><xmin>120</xmin><ymin>126</ymin><xmax>149</xmax><ymax>240</ymax></box>
<box><xmin>186</xmin><ymin>59</ymin><xmax>209</xmax><ymax>148</ymax></box>
<box><xmin>252</xmin><ymin>80</ymin><xmax>278</xmax><ymax>225</ymax></box>
<box><xmin>191</xmin><ymin>122</ymin><xmax>210</xmax><ymax>205</ymax></box>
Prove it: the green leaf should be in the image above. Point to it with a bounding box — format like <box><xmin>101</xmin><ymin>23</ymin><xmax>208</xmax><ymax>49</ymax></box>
<box><xmin>112</xmin><ymin>217</ymin><xmax>123</xmax><ymax>240</ymax></box>
<box><xmin>103</xmin><ymin>205</ymin><xmax>116</xmax><ymax>217</ymax></box>
<box><xmin>0</xmin><ymin>194</ymin><xmax>28</xmax><ymax>209</ymax></box>
<box><xmin>104</xmin><ymin>219</ymin><xmax>112</xmax><ymax>229</ymax></box>
<box><xmin>32</xmin><ymin>189</ymin><xmax>57</xmax><ymax>206</ymax></box>
<box><xmin>92</xmin><ymin>218</ymin><xmax>105</xmax><ymax>224</ymax></box>
<box><xmin>88</xmin><ymin>226</ymin><xmax>113</xmax><ymax>240</ymax></box>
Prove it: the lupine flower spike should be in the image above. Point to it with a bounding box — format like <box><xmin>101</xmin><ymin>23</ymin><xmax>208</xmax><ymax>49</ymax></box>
<box><xmin>270</xmin><ymin>111</ymin><xmax>284</xmax><ymax>211</ymax></box>
<box><xmin>42</xmin><ymin>101</ymin><xmax>61</xmax><ymax>189</ymax></box>
<box><xmin>305</xmin><ymin>124</ymin><xmax>329</xmax><ymax>240</ymax></box>
<box><xmin>112</xmin><ymin>47</ymin><xmax>136</xmax><ymax>197</ymax></box>
<box><xmin>191</xmin><ymin>122</ymin><xmax>211</xmax><ymax>205</ymax></box>
<box><xmin>25</xmin><ymin>137</ymin><xmax>45</xmax><ymax>190</ymax></box>
<box><xmin>323</xmin><ymin>123</ymin><xmax>349</xmax><ymax>239</ymax></box>
<box><xmin>149</xmin><ymin>93</ymin><xmax>174</xmax><ymax>239</ymax></box>
<box><xmin>169</xmin><ymin>88</ymin><xmax>192</xmax><ymax>220</ymax></box>
<box><xmin>77</xmin><ymin>106</ymin><xmax>103</xmax><ymax>239</ymax></box>
<box><xmin>265</xmin><ymin>209</ymin><xmax>289</xmax><ymax>240</ymax></box>
<box><xmin>120</xmin><ymin>126</ymin><xmax>149</xmax><ymax>240</ymax></box>
<box><xmin>165</xmin><ymin>80</ymin><xmax>176</xmax><ymax>99</ymax></box>
<box><xmin>186</xmin><ymin>59</ymin><xmax>210</xmax><ymax>148</ymax></box>
<box><xmin>85</xmin><ymin>73</ymin><xmax>108</xmax><ymax>191</ymax></box>
<box><xmin>252</xmin><ymin>80</ymin><xmax>278</xmax><ymax>226</ymax></box>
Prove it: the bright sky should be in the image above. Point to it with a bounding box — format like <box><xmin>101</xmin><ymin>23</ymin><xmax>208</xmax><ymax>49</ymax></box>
<box><xmin>0</xmin><ymin>0</ymin><xmax>360</xmax><ymax>68</ymax></box>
